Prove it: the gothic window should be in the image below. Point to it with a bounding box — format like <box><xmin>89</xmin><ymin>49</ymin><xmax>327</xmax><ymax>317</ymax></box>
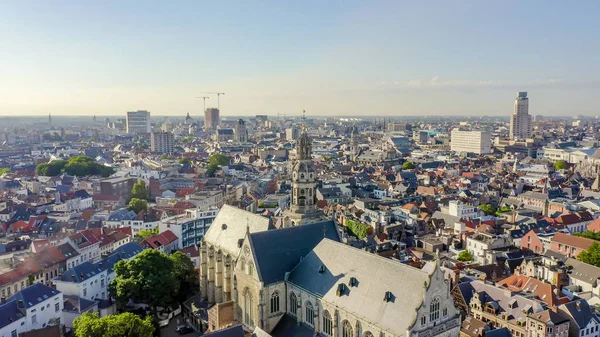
<box><xmin>443</xmin><ymin>307</ymin><xmax>448</xmax><ymax>317</ymax></box>
<box><xmin>305</xmin><ymin>301</ymin><xmax>314</xmax><ymax>326</ymax></box>
<box><xmin>322</xmin><ymin>310</ymin><xmax>332</xmax><ymax>335</ymax></box>
<box><xmin>300</xmin><ymin>189</ymin><xmax>305</xmax><ymax>195</ymax></box>
<box><xmin>430</xmin><ymin>297</ymin><xmax>440</xmax><ymax>322</ymax></box>
<box><xmin>270</xmin><ymin>292</ymin><xmax>280</xmax><ymax>313</ymax></box>
<box><xmin>243</xmin><ymin>288</ymin><xmax>254</xmax><ymax>327</ymax></box>
<box><xmin>301</xmin><ymin>173</ymin><xmax>305</xmax><ymax>179</ymax></box>
<box><xmin>248</xmin><ymin>263</ymin><xmax>254</xmax><ymax>276</ymax></box>
<box><xmin>342</xmin><ymin>320</ymin><xmax>353</xmax><ymax>337</ymax></box>
<box><xmin>240</xmin><ymin>258</ymin><xmax>246</xmax><ymax>272</ymax></box>
<box><xmin>290</xmin><ymin>293</ymin><xmax>297</xmax><ymax>316</ymax></box>
<box><xmin>421</xmin><ymin>316</ymin><xmax>426</xmax><ymax>326</ymax></box>
<box><xmin>364</xmin><ymin>332</ymin><xmax>374</xmax><ymax>337</ymax></box>
<box><xmin>309</xmin><ymin>173</ymin><xmax>313</xmax><ymax>179</ymax></box>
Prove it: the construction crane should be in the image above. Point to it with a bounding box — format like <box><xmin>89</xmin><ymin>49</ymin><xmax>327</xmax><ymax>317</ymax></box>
<box><xmin>198</xmin><ymin>92</ymin><xmax>225</xmax><ymax>110</ymax></box>
<box><xmin>195</xmin><ymin>96</ymin><xmax>210</xmax><ymax>113</ymax></box>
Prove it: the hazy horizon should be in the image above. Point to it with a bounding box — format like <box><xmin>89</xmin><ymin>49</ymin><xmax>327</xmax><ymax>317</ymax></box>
<box><xmin>1</xmin><ymin>1</ymin><xmax>599</xmax><ymax>117</ymax></box>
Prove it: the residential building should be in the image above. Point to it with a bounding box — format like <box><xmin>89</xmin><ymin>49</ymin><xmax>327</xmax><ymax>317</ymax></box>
<box><xmin>150</xmin><ymin>131</ymin><xmax>174</xmax><ymax>154</ymax></box>
<box><xmin>450</xmin><ymin>130</ymin><xmax>491</xmax><ymax>154</ymax></box>
<box><xmin>549</xmin><ymin>233</ymin><xmax>594</xmax><ymax>259</ymax></box>
<box><xmin>140</xmin><ymin>230</ymin><xmax>179</xmax><ymax>254</ymax></box>
<box><xmin>465</xmin><ymin>233</ymin><xmax>511</xmax><ymax>265</ymax></box>
<box><xmin>158</xmin><ymin>208</ymin><xmax>218</xmax><ymax>249</ymax></box>
<box><xmin>93</xmin><ymin>176</ymin><xmax>136</xmax><ymax>201</ymax></box>
<box><xmin>126</xmin><ymin>110</ymin><xmax>151</xmax><ymax>134</ymax></box>
<box><xmin>509</xmin><ymin>92</ymin><xmax>532</xmax><ymax>140</ymax></box>
<box><xmin>558</xmin><ymin>300</ymin><xmax>600</xmax><ymax>337</ymax></box>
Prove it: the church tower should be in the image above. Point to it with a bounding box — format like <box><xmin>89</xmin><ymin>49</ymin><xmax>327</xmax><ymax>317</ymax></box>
<box><xmin>283</xmin><ymin>113</ymin><xmax>321</xmax><ymax>227</ymax></box>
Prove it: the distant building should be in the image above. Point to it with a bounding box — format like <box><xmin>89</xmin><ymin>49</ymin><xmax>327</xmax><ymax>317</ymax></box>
<box><xmin>509</xmin><ymin>92</ymin><xmax>532</xmax><ymax>140</ymax></box>
<box><xmin>415</xmin><ymin>130</ymin><xmax>429</xmax><ymax>144</ymax></box>
<box><xmin>205</xmin><ymin>108</ymin><xmax>220</xmax><ymax>130</ymax></box>
<box><xmin>234</xmin><ymin>119</ymin><xmax>248</xmax><ymax>143</ymax></box>
<box><xmin>150</xmin><ymin>131</ymin><xmax>174</xmax><ymax>154</ymax></box>
<box><xmin>285</xmin><ymin>128</ymin><xmax>299</xmax><ymax>141</ymax></box>
<box><xmin>126</xmin><ymin>110</ymin><xmax>151</xmax><ymax>134</ymax></box>
<box><xmin>450</xmin><ymin>130</ymin><xmax>491</xmax><ymax>154</ymax></box>
<box><xmin>216</xmin><ymin>128</ymin><xmax>235</xmax><ymax>142</ymax></box>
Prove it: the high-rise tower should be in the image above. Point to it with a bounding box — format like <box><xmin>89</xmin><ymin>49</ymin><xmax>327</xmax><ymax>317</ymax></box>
<box><xmin>350</xmin><ymin>124</ymin><xmax>359</xmax><ymax>160</ymax></box>
<box><xmin>509</xmin><ymin>92</ymin><xmax>532</xmax><ymax>140</ymax></box>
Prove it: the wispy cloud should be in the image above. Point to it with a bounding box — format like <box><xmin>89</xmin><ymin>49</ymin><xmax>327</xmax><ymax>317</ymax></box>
<box><xmin>377</xmin><ymin>77</ymin><xmax>564</xmax><ymax>88</ymax></box>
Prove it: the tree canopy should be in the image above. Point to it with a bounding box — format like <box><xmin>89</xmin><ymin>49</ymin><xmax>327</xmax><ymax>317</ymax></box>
<box><xmin>574</xmin><ymin>231</ymin><xmax>600</xmax><ymax>241</ymax></box>
<box><xmin>129</xmin><ymin>198</ymin><xmax>148</xmax><ymax>214</ymax></box>
<box><xmin>479</xmin><ymin>204</ymin><xmax>497</xmax><ymax>216</ymax></box>
<box><xmin>179</xmin><ymin>158</ymin><xmax>192</xmax><ymax>165</ymax></box>
<box><xmin>578</xmin><ymin>242</ymin><xmax>600</xmax><ymax>267</ymax></box>
<box><xmin>73</xmin><ymin>312</ymin><xmax>154</xmax><ymax>337</ymax></box>
<box><xmin>131</xmin><ymin>180</ymin><xmax>148</xmax><ymax>200</ymax></box>
<box><xmin>457</xmin><ymin>250</ymin><xmax>474</xmax><ymax>262</ymax></box>
<box><xmin>554</xmin><ymin>160</ymin><xmax>567</xmax><ymax>171</ymax></box>
<box><xmin>0</xmin><ymin>168</ymin><xmax>10</xmax><ymax>175</ymax></box>
<box><xmin>402</xmin><ymin>161</ymin><xmax>415</xmax><ymax>170</ymax></box>
<box><xmin>134</xmin><ymin>228</ymin><xmax>158</xmax><ymax>244</ymax></box>
<box><xmin>205</xmin><ymin>153</ymin><xmax>230</xmax><ymax>176</ymax></box>
<box><xmin>345</xmin><ymin>219</ymin><xmax>370</xmax><ymax>240</ymax></box>
<box><xmin>36</xmin><ymin>156</ymin><xmax>114</xmax><ymax>177</ymax></box>
<box><xmin>110</xmin><ymin>249</ymin><xmax>179</xmax><ymax>310</ymax></box>
<box><xmin>170</xmin><ymin>251</ymin><xmax>197</xmax><ymax>302</ymax></box>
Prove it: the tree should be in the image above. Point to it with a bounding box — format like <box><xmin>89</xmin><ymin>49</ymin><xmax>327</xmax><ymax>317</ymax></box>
<box><xmin>131</xmin><ymin>180</ymin><xmax>148</xmax><ymax>200</ymax></box>
<box><xmin>134</xmin><ymin>228</ymin><xmax>158</xmax><ymax>243</ymax></box>
<box><xmin>35</xmin><ymin>156</ymin><xmax>114</xmax><ymax>177</ymax></box>
<box><xmin>129</xmin><ymin>198</ymin><xmax>148</xmax><ymax>214</ymax></box>
<box><xmin>574</xmin><ymin>231</ymin><xmax>600</xmax><ymax>241</ymax></box>
<box><xmin>0</xmin><ymin>168</ymin><xmax>9</xmax><ymax>175</ymax></box>
<box><xmin>73</xmin><ymin>312</ymin><xmax>154</xmax><ymax>337</ymax></box>
<box><xmin>578</xmin><ymin>242</ymin><xmax>600</xmax><ymax>267</ymax></box>
<box><xmin>402</xmin><ymin>161</ymin><xmax>415</xmax><ymax>170</ymax></box>
<box><xmin>170</xmin><ymin>252</ymin><xmax>197</xmax><ymax>302</ymax></box>
<box><xmin>554</xmin><ymin>160</ymin><xmax>567</xmax><ymax>171</ymax></box>
<box><xmin>109</xmin><ymin>249</ymin><xmax>179</xmax><ymax>310</ymax></box>
<box><xmin>205</xmin><ymin>153</ymin><xmax>230</xmax><ymax>177</ymax></box>
<box><xmin>457</xmin><ymin>250</ymin><xmax>474</xmax><ymax>262</ymax></box>
<box><xmin>479</xmin><ymin>204</ymin><xmax>497</xmax><ymax>216</ymax></box>
<box><xmin>345</xmin><ymin>219</ymin><xmax>370</xmax><ymax>240</ymax></box>
<box><xmin>36</xmin><ymin>160</ymin><xmax>67</xmax><ymax>176</ymax></box>
<box><xmin>179</xmin><ymin>158</ymin><xmax>191</xmax><ymax>165</ymax></box>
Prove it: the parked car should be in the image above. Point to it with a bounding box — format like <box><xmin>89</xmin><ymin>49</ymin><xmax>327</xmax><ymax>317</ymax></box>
<box><xmin>175</xmin><ymin>324</ymin><xmax>195</xmax><ymax>335</ymax></box>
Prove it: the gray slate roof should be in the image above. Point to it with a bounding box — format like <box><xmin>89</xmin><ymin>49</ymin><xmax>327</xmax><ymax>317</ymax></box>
<box><xmin>8</xmin><ymin>283</ymin><xmax>61</xmax><ymax>309</ymax></box>
<box><xmin>559</xmin><ymin>299</ymin><xmax>600</xmax><ymax>329</ymax></box>
<box><xmin>249</xmin><ymin>220</ymin><xmax>340</xmax><ymax>285</ymax></box>
<box><xmin>204</xmin><ymin>205</ymin><xmax>273</xmax><ymax>256</ymax></box>
<box><xmin>287</xmin><ymin>239</ymin><xmax>431</xmax><ymax>336</ymax></box>
<box><xmin>204</xmin><ymin>324</ymin><xmax>245</xmax><ymax>337</ymax></box>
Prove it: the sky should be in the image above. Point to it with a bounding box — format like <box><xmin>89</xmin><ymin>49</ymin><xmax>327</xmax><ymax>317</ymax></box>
<box><xmin>0</xmin><ymin>1</ymin><xmax>599</xmax><ymax>117</ymax></box>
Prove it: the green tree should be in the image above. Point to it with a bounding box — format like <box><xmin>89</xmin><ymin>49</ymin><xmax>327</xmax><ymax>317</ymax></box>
<box><xmin>578</xmin><ymin>242</ymin><xmax>600</xmax><ymax>267</ymax></box>
<box><xmin>179</xmin><ymin>158</ymin><xmax>191</xmax><ymax>165</ymax></box>
<box><xmin>402</xmin><ymin>161</ymin><xmax>415</xmax><ymax>170</ymax></box>
<box><xmin>345</xmin><ymin>219</ymin><xmax>370</xmax><ymax>240</ymax></box>
<box><xmin>73</xmin><ymin>312</ymin><xmax>154</xmax><ymax>337</ymax></box>
<box><xmin>479</xmin><ymin>204</ymin><xmax>497</xmax><ymax>216</ymax></box>
<box><xmin>574</xmin><ymin>231</ymin><xmax>600</xmax><ymax>241</ymax></box>
<box><xmin>0</xmin><ymin>168</ymin><xmax>9</xmax><ymax>175</ymax></box>
<box><xmin>457</xmin><ymin>250</ymin><xmax>474</xmax><ymax>262</ymax></box>
<box><xmin>131</xmin><ymin>180</ymin><xmax>148</xmax><ymax>200</ymax></box>
<box><xmin>109</xmin><ymin>250</ymin><xmax>179</xmax><ymax>310</ymax></box>
<box><xmin>129</xmin><ymin>198</ymin><xmax>148</xmax><ymax>214</ymax></box>
<box><xmin>554</xmin><ymin>160</ymin><xmax>567</xmax><ymax>171</ymax></box>
<box><xmin>170</xmin><ymin>252</ymin><xmax>197</xmax><ymax>302</ymax></box>
<box><xmin>494</xmin><ymin>205</ymin><xmax>512</xmax><ymax>216</ymax></box>
<box><xmin>35</xmin><ymin>156</ymin><xmax>114</xmax><ymax>177</ymax></box>
<box><xmin>134</xmin><ymin>228</ymin><xmax>158</xmax><ymax>243</ymax></box>
<box><xmin>35</xmin><ymin>160</ymin><xmax>67</xmax><ymax>176</ymax></box>
<box><xmin>205</xmin><ymin>153</ymin><xmax>230</xmax><ymax>177</ymax></box>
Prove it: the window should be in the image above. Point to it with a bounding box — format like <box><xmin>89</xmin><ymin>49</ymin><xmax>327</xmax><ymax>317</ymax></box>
<box><xmin>364</xmin><ymin>332</ymin><xmax>374</xmax><ymax>337</ymax></box>
<box><xmin>430</xmin><ymin>298</ymin><xmax>440</xmax><ymax>322</ymax></box>
<box><xmin>101</xmin><ymin>279</ymin><xmax>105</xmax><ymax>288</ymax></box>
<box><xmin>342</xmin><ymin>320</ymin><xmax>353</xmax><ymax>337</ymax></box>
<box><xmin>243</xmin><ymin>288</ymin><xmax>253</xmax><ymax>327</ymax></box>
<box><xmin>11</xmin><ymin>330</ymin><xmax>17</xmax><ymax>337</ymax></box>
<box><xmin>305</xmin><ymin>301</ymin><xmax>314</xmax><ymax>326</ymax></box>
<box><xmin>55</xmin><ymin>303</ymin><xmax>60</xmax><ymax>312</ymax></box>
<box><xmin>83</xmin><ymin>288</ymin><xmax>87</xmax><ymax>297</ymax></box>
<box><xmin>443</xmin><ymin>307</ymin><xmax>448</xmax><ymax>317</ymax></box>
<box><xmin>290</xmin><ymin>293</ymin><xmax>297</xmax><ymax>316</ymax></box>
<box><xmin>322</xmin><ymin>310</ymin><xmax>332</xmax><ymax>335</ymax></box>
<box><xmin>547</xmin><ymin>327</ymin><xmax>553</xmax><ymax>333</ymax></box>
<box><xmin>270</xmin><ymin>292</ymin><xmax>280</xmax><ymax>314</ymax></box>
<box><xmin>32</xmin><ymin>314</ymin><xmax>37</xmax><ymax>324</ymax></box>
<box><xmin>248</xmin><ymin>263</ymin><xmax>254</xmax><ymax>276</ymax></box>
<box><xmin>421</xmin><ymin>316</ymin><xmax>426</xmax><ymax>326</ymax></box>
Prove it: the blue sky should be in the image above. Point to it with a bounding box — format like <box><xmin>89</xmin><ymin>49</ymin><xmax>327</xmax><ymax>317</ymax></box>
<box><xmin>0</xmin><ymin>1</ymin><xmax>599</xmax><ymax>117</ymax></box>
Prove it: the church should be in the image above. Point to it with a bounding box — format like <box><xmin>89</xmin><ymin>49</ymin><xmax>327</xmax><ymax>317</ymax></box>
<box><xmin>199</xmin><ymin>125</ymin><xmax>460</xmax><ymax>337</ymax></box>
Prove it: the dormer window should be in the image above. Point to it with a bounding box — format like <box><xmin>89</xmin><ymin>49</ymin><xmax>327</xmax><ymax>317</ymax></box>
<box><xmin>384</xmin><ymin>291</ymin><xmax>393</xmax><ymax>302</ymax></box>
<box><xmin>349</xmin><ymin>277</ymin><xmax>358</xmax><ymax>287</ymax></box>
<box><xmin>318</xmin><ymin>265</ymin><xmax>325</xmax><ymax>274</ymax></box>
<box><xmin>336</xmin><ymin>283</ymin><xmax>346</xmax><ymax>297</ymax></box>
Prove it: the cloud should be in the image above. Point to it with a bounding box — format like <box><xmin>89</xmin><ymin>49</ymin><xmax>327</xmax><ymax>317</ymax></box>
<box><xmin>381</xmin><ymin>77</ymin><xmax>565</xmax><ymax>89</ymax></box>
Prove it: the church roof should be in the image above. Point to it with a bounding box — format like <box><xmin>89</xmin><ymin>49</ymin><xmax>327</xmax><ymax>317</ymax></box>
<box><xmin>249</xmin><ymin>220</ymin><xmax>340</xmax><ymax>285</ymax></box>
<box><xmin>203</xmin><ymin>205</ymin><xmax>273</xmax><ymax>256</ymax></box>
<box><xmin>287</xmin><ymin>239</ymin><xmax>431</xmax><ymax>336</ymax></box>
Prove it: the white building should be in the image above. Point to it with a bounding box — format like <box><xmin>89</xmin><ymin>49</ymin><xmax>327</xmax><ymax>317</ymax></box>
<box><xmin>509</xmin><ymin>92</ymin><xmax>532</xmax><ymax>140</ymax></box>
<box><xmin>150</xmin><ymin>131</ymin><xmax>175</xmax><ymax>154</ymax></box>
<box><xmin>466</xmin><ymin>233</ymin><xmax>511</xmax><ymax>265</ymax></box>
<box><xmin>450</xmin><ymin>130</ymin><xmax>491</xmax><ymax>154</ymax></box>
<box><xmin>448</xmin><ymin>200</ymin><xmax>482</xmax><ymax>219</ymax></box>
<box><xmin>126</xmin><ymin>110</ymin><xmax>151</xmax><ymax>134</ymax></box>
<box><xmin>0</xmin><ymin>283</ymin><xmax>63</xmax><ymax>337</ymax></box>
<box><xmin>158</xmin><ymin>207</ymin><xmax>218</xmax><ymax>249</ymax></box>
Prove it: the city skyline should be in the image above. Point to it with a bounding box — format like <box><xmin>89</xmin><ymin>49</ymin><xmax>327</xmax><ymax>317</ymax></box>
<box><xmin>1</xmin><ymin>1</ymin><xmax>599</xmax><ymax>116</ymax></box>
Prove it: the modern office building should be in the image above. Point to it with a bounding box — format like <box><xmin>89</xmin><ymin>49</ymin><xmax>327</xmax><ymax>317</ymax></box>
<box><xmin>234</xmin><ymin>119</ymin><xmax>248</xmax><ymax>143</ymax></box>
<box><xmin>509</xmin><ymin>92</ymin><xmax>532</xmax><ymax>140</ymax></box>
<box><xmin>126</xmin><ymin>110</ymin><xmax>151</xmax><ymax>134</ymax></box>
<box><xmin>150</xmin><ymin>131</ymin><xmax>174</xmax><ymax>154</ymax></box>
<box><xmin>204</xmin><ymin>108</ymin><xmax>220</xmax><ymax>130</ymax></box>
<box><xmin>450</xmin><ymin>130</ymin><xmax>491</xmax><ymax>154</ymax></box>
<box><xmin>285</xmin><ymin>128</ymin><xmax>300</xmax><ymax>141</ymax></box>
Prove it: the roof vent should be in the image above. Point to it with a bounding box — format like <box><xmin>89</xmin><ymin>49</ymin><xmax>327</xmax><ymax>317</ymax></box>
<box><xmin>384</xmin><ymin>291</ymin><xmax>393</xmax><ymax>302</ymax></box>
<box><xmin>318</xmin><ymin>265</ymin><xmax>325</xmax><ymax>274</ymax></box>
<box><xmin>336</xmin><ymin>283</ymin><xmax>346</xmax><ymax>297</ymax></box>
<box><xmin>349</xmin><ymin>277</ymin><xmax>358</xmax><ymax>287</ymax></box>
<box><xmin>222</xmin><ymin>224</ymin><xmax>227</xmax><ymax>230</ymax></box>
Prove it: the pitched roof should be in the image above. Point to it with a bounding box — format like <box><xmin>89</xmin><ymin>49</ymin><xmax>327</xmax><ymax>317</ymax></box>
<box><xmin>7</xmin><ymin>283</ymin><xmax>61</xmax><ymax>309</ymax></box>
<box><xmin>248</xmin><ymin>220</ymin><xmax>340</xmax><ymax>285</ymax></box>
<box><xmin>203</xmin><ymin>205</ymin><xmax>273</xmax><ymax>256</ymax></box>
<box><xmin>559</xmin><ymin>299</ymin><xmax>600</xmax><ymax>329</ymax></box>
<box><xmin>203</xmin><ymin>325</ymin><xmax>245</xmax><ymax>337</ymax></box>
<box><xmin>287</xmin><ymin>239</ymin><xmax>431</xmax><ymax>336</ymax></box>
<box><xmin>551</xmin><ymin>232</ymin><xmax>594</xmax><ymax>250</ymax></box>
<box><xmin>0</xmin><ymin>300</ymin><xmax>24</xmax><ymax>329</ymax></box>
